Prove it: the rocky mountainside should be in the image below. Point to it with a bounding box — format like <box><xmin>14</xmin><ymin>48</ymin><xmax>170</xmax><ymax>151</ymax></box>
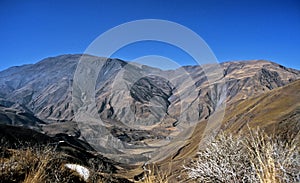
<box><xmin>0</xmin><ymin>54</ymin><xmax>298</xmax><ymax>123</ymax></box>
<box><xmin>0</xmin><ymin>54</ymin><xmax>299</xmax><ymax>164</ymax></box>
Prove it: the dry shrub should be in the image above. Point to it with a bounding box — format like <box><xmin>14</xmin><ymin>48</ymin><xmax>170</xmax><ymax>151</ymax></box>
<box><xmin>184</xmin><ymin>129</ymin><xmax>300</xmax><ymax>183</ymax></box>
<box><xmin>0</xmin><ymin>144</ymin><xmax>131</xmax><ymax>183</ymax></box>
<box><xmin>245</xmin><ymin>130</ymin><xmax>300</xmax><ymax>183</ymax></box>
<box><xmin>0</xmin><ymin>145</ymin><xmax>85</xmax><ymax>183</ymax></box>
<box><xmin>140</xmin><ymin>164</ymin><xmax>169</xmax><ymax>183</ymax></box>
<box><xmin>141</xmin><ymin>174</ymin><xmax>168</xmax><ymax>183</ymax></box>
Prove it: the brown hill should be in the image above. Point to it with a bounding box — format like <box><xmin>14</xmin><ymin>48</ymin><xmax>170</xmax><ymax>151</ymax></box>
<box><xmin>222</xmin><ymin>79</ymin><xmax>300</xmax><ymax>135</ymax></box>
<box><xmin>153</xmin><ymin>79</ymin><xmax>300</xmax><ymax>182</ymax></box>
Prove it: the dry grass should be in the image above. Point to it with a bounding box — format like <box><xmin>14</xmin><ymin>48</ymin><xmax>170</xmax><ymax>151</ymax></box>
<box><xmin>1</xmin><ymin>128</ymin><xmax>299</xmax><ymax>183</ymax></box>
<box><xmin>245</xmin><ymin>130</ymin><xmax>300</xmax><ymax>183</ymax></box>
<box><xmin>141</xmin><ymin>174</ymin><xmax>168</xmax><ymax>183</ymax></box>
<box><xmin>0</xmin><ymin>145</ymin><xmax>86</xmax><ymax>183</ymax></box>
<box><xmin>184</xmin><ymin>129</ymin><xmax>300</xmax><ymax>183</ymax></box>
<box><xmin>139</xmin><ymin>164</ymin><xmax>169</xmax><ymax>183</ymax></box>
<box><xmin>222</xmin><ymin>80</ymin><xmax>300</xmax><ymax>135</ymax></box>
<box><xmin>0</xmin><ymin>144</ymin><xmax>136</xmax><ymax>183</ymax></box>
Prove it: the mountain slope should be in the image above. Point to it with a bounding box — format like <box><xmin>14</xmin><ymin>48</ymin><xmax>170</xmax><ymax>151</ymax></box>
<box><xmin>0</xmin><ymin>54</ymin><xmax>97</xmax><ymax>122</ymax></box>
<box><xmin>172</xmin><ymin>78</ymin><xmax>300</xmax><ymax>162</ymax></box>
<box><xmin>154</xmin><ymin>79</ymin><xmax>300</xmax><ymax>182</ymax></box>
<box><xmin>0</xmin><ymin>55</ymin><xmax>299</xmax><ymax>124</ymax></box>
<box><xmin>0</xmin><ymin>100</ymin><xmax>45</xmax><ymax>131</ymax></box>
<box><xmin>223</xmin><ymin>79</ymin><xmax>300</xmax><ymax>134</ymax></box>
<box><xmin>0</xmin><ymin>54</ymin><xmax>299</xmax><ymax>164</ymax></box>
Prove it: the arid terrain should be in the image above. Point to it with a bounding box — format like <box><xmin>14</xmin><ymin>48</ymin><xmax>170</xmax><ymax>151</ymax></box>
<box><xmin>0</xmin><ymin>54</ymin><xmax>299</xmax><ymax>182</ymax></box>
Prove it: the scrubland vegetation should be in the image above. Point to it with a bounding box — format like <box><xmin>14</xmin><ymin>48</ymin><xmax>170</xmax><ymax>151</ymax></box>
<box><xmin>1</xmin><ymin>129</ymin><xmax>299</xmax><ymax>183</ymax></box>
<box><xmin>184</xmin><ymin>129</ymin><xmax>300</xmax><ymax>183</ymax></box>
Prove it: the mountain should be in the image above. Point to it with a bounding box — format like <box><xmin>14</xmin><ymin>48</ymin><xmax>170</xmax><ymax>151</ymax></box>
<box><xmin>0</xmin><ymin>100</ymin><xmax>45</xmax><ymax>131</ymax></box>
<box><xmin>151</xmin><ymin>77</ymin><xmax>300</xmax><ymax>182</ymax></box>
<box><xmin>223</xmin><ymin>79</ymin><xmax>300</xmax><ymax>135</ymax></box>
<box><xmin>0</xmin><ymin>54</ymin><xmax>91</xmax><ymax>122</ymax></box>
<box><xmin>1</xmin><ymin>55</ymin><xmax>298</xmax><ymax>123</ymax></box>
<box><xmin>0</xmin><ymin>54</ymin><xmax>299</xmax><ymax>164</ymax></box>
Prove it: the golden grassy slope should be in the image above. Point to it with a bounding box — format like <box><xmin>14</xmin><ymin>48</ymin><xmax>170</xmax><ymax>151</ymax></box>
<box><xmin>222</xmin><ymin>79</ymin><xmax>300</xmax><ymax>135</ymax></box>
<box><xmin>135</xmin><ymin>80</ymin><xmax>300</xmax><ymax>182</ymax></box>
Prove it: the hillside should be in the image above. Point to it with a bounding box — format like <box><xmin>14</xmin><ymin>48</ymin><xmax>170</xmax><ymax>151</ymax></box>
<box><xmin>152</xmin><ymin>79</ymin><xmax>300</xmax><ymax>182</ymax></box>
<box><xmin>0</xmin><ymin>55</ymin><xmax>298</xmax><ymax>123</ymax></box>
<box><xmin>0</xmin><ymin>54</ymin><xmax>299</xmax><ymax>182</ymax></box>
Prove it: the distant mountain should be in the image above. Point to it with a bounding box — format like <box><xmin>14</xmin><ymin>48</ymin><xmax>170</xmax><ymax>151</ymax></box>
<box><xmin>0</xmin><ymin>54</ymin><xmax>299</xmax><ymax>164</ymax></box>
<box><xmin>0</xmin><ymin>104</ymin><xmax>45</xmax><ymax>131</ymax></box>
<box><xmin>0</xmin><ymin>54</ymin><xmax>88</xmax><ymax>122</ymax></box>
<box><xmin>0</xmin><ymin>54</ymin><xmax>298</xmax><ymax>123</ymax></box>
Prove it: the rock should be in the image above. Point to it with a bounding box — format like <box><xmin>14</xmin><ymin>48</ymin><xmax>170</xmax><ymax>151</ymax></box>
<box><xmin>65</xmin><ymin>164</ymin><xmax>90</xmax><ymax>181</ymax></box>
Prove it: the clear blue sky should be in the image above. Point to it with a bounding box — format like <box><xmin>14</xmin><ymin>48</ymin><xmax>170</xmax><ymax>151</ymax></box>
<box><xmin>0</xmin><ymin>0</ymin><xmax>299</xmax><ymax>71</ymax></box>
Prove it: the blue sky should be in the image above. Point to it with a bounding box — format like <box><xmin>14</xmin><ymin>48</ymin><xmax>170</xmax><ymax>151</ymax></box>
<box><xmin>0</xmin><ymin>0</ymin><xmax>299</xmax><ymax>71</ymax></box>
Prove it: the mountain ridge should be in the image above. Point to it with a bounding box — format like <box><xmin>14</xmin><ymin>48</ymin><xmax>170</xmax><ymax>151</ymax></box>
<box><xmin>1</xmin><ymin>54</ymin><xmax>298</xmax><ymax>122</ymax></box>
<box><xmin>0</xmin><ymin>54</ymin><xmax>299</xmax><ymax>164</ymax></box>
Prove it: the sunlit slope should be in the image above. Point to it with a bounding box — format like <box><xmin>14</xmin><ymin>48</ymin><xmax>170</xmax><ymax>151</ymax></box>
<box><xmin>154</xmin><ymin>79</ymin><xmax>300</xmax><ymax>182</ymax></box>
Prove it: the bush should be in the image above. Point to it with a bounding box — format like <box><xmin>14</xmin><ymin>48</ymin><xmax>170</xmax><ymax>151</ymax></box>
<box><xmin>0</xmin><ymin>145</ymin><xmax>85</xmax><ymax>183</ymax></box>
<box><xmin>0</xmin><ymin>144</ymin><xmax>135</xmax><ymax>183</ymax></box>
<box><xmin>184</xmin><ymin>130</ymin><xmax>300</xmax><ymax>183</ymax></box>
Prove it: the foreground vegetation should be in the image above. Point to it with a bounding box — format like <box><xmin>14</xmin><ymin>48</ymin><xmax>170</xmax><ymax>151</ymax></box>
<box><xmin>0</xmin><ymin>145</ymin><xmax>83</xmax><ymax>183</ymax></box>
<box><xmin>0</xmin><ymin>144</ymin><xmax>129</xmax><ymax>183</ymax></box>
<box><xmin>184</xmin><ymin>129</ymin><xmax>300</xmax><ymax>183</ymax></box>
<box><xmin>0</xmin><ymin>129</ymin><xmax>299</xmax><ymax>183</ymax></box>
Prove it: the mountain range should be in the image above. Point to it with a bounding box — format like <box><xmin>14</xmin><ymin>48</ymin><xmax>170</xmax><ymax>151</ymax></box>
<box><xmin>0</xmin><ymin>54</ymin><xmax>299</xmax><ymax>181</ymax></box>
